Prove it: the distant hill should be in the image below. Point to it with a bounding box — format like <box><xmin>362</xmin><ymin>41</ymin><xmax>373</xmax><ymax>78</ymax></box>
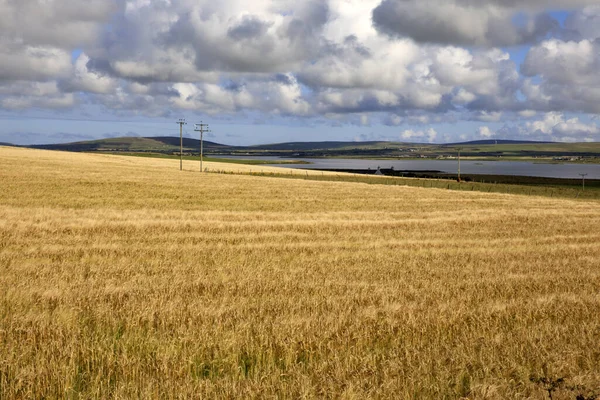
<box><xmin>150</xmin><ymin>136</ymin><xmax>230</xmax><ymax>149</ymax></box>
<box><xmin>247</xmin><ymin>141</ymin><xmax>393</xmax><ymax>151</ymax></box>
<box><xmin>31</xmin><ymin>136</ymin><xmax>230</xmax><ymax>153</ymax></box>
<box><xmin>446</xmin><ymin>139</ymin><xmax>554</xmax><ymax>146</ymax></box>
<box><xmin>0</xmin><ymin>142</ymin><xmax>15</xmax><ymax>146</ymax></box>
<box><xmin>28</xmin><ymin>137</ymin><xmax>409</xmax><ymax>153</ymax></box>
<box><xmin>32</xmin><ymin>137</ymin><xmax>165</xmax><ymax>152</ymax></box>
<box><xmin>24</xmin><ymin>136</ymin><xmax>600</xmax><ymax>158</ymax></box>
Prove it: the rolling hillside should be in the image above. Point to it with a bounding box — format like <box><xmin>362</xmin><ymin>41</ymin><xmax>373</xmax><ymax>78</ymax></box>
<box><xmin>31</xmin><ymin>136</ymin><xmax>229</xmax><ymax>153</ymax></box>
<box><xmin>23</xmin><ymin>136</ymin><xmax>600</xmax><ymax>160</ymax></box>
<box><xmin>30</xmin><ymin>137</ymin><xmax>412</xmax><ymax>152</ymax></box>
<box><xmin>245</xmin><ymin>140</ymin><xmax>397</xmax><ymax>151</ymax></box>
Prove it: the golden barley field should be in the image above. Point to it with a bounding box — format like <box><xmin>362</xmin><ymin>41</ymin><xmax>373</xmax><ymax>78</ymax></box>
<box><xmin>1</xmin><ymin>146</ymin><xmax>599</xmax><ymax>399</ymax></box>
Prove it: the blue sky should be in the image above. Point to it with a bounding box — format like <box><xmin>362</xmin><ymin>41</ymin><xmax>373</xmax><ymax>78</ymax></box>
<box><xmin>1</xmin><ymin>2</ymin><xmax>599</xmax><ymax>145</ymax></box>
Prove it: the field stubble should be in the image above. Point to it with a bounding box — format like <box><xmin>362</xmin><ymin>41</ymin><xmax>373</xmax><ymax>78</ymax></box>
<box><xmin>1</xmin><ymin>147</ymin><xmax>600</xmax><ymax>399</ymax></box>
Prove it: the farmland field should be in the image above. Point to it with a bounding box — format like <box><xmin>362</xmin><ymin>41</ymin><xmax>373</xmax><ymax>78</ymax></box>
<box><xmin>1</xmin><ymin>146</ymin><xmax>600</xmax><ymax>399</ymax></box>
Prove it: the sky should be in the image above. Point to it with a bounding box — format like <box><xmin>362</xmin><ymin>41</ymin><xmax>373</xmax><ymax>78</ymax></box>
<box><xmin>1</xmin><ymin>0</ymin><xmax>600</xmax><ymax>146</ymax></box>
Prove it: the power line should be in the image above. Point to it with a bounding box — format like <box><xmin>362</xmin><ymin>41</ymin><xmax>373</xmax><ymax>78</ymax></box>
<box><xmin>194</xmin><ymin>122</ymin><xmax>211</xmax><ymax>172</ymax></box>
<box><xmin>176</xmin><ymin>119</ymin><xmax>186</xmax><ymax>171</ymax></box>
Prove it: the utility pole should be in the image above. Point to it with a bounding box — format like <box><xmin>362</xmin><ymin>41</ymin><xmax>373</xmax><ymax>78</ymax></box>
<box><xmin>194</xmin><ymin>122</ymin><xmax>210</xmax><ymax>172</ymax></box>
<box><xmin>579</xmin><ymin>173</ymin><xmax>588</xmax><ymax>191</ymax></box>
<box><xmin>457</xmin><ymin>147</ymin><xmax>462</xmax><ymax>182</ymax></box>
<box><xmin>176</xmin><ymin>119</ymin><xmax>186</xmax><ymax>171</ymax></box>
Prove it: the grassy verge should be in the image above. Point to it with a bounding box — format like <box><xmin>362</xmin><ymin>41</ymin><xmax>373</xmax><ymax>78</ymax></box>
<box><xmin>201</xmin><ymin>166</ymin><xmax>600</xmax><ymax>201</ymax></box>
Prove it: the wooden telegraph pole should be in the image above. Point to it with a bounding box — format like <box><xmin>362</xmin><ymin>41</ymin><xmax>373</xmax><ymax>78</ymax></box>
<box><xmin>457</xmin><ymin>147</ymin><xmax>462</xmax><ymax>182</ymax></box>
<box><xmin>194</xmin><ymin>122</ymin><xmax>210</xmax><ymax>172</ymax></box>
<box><xmin>579</xmin><ymin>173</ymin><xmax>588</xmax><ymax>191</ymax></box>
<box><xmin>176</xmin><ymin>119</ymin><xmax>186</xmax><ymax>171</ymax></box>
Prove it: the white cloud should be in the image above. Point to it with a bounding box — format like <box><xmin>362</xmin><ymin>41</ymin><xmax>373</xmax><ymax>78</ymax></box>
<box><xmin>385</xmin><ymin>114</ymin><xmax>403</xmax><ymax>126</ymax></box>
<box><xmin>1</xmin><ymin>0</ymin><xmax>600</xmax><ymax>144</ymax></box>
<box><xmin>0</xmin><ymin>81</ymin><xmax>75</xmax><ymax>110</ymax></box>
<box><xmin>370</xmin><ymin>0</ymin><xmax>593</xmax><ymax>47</ymax></box>
<box><xmin>0</xmin><ymin>42</ymin><xmax>72</xmax><ymax>81</ymax></box>
<box><xmin>371</xmin><ymin>0</ymin><xmax>599</xmax><ymax>47</ymax></box>
<box><xmin>0</xmin><ymin>1</ymin><xmax>522</xmax><ymax>120</ymax></box>
<box><xmin>400</xmin><ymin>128</ymin><xmax>438</xmax><ymax>143</ymax></box>
<box><xmin>0</xmin><ymin>0</ymin><xmax>115</xmax><ymax>48</ymax></box>
<box><xmin>169</xmin><ymin>74</ymin><xmax>311</xmax><ymax>116</ymax></box>
<box><xmin>91</xmin><ymin>0</ymin><xmax>329</xmax><ymax>81</ymax></box>
<box><xmin>520</xmin><ymin>31</ymin><xmax>600</xmax><ymax>114</ymax></box>
<box><xmin>0</xmin><ymin>0</ymin><xmax>113</xmax><ymax>82</ymax></box>
<box><xmin>60</xmin><ymin>53</ymin><xmax>117</xmax><ymax>94</ymax></box>
<box><xmin>525</xmin><ymin>112</ymin><xmax>599</xmax><ymax>140</ymax></box>
<box><xmin>478</xmin><ymin>126</ymin><xmax>495</xmax><ymax>138</ymax></box>
<box><xmin>522</xmin><ymin>39</ymin><xmax>598</xmax><ymax>85</ymax></box>
<box><xmin>473</xmin><ymin>111</ymin><xmax>503</xmax><ymax>122</ymax></box>
<box><xmin>453</xmin><ymin>89</ymin><xmax>476</xmax><ymax>105</ymax></box>
<box><xmin>299</xmin><ymin>38</ymin><xmax>418</xmax><ymax>91</ymax></box>
<box><xmin>67</xmin><ymin>0</ymin><xmax>526</xmax><ymax>119</ymax></box>
<box><xmin>519</xmin><ymin>110</ymin><xmax>537</xmax><ymax>118</ymax></box>
<box><xmin>565</xmin><ymin>6</ymin><xmax>600</xmax><ymax>40</ymax></box>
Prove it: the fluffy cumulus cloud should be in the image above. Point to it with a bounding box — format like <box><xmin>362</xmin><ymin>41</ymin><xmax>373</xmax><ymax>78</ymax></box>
<box><xmin>1</xmin><ymin>0</ymin><xmax>600</xmax><ymax>143</ymax></box>
<box><xmin>565</xmin><ymin>5</ymin><xmax>600</xmax><ymax>40</ymax></box>
<box><xmin>93</xmin><ymin>0</ymin><xmax>330</xmax><ymax>80</ymax></box>
<box><xmin>0</xmin><ymin>0</ymin><xmax>114</xmax><ymax>81</ymax></box>
<box><xmin>516</xmin><ymin>5</ymin><xmax>600</xmax><ymax>117</ymax></box>
<box><xmin>59</xmin><ymin>53</ymin><xmax>118</xmax><ymax>94</ymax></box>
<box><xmin>371</xmin><ymin>0</ymin><xmax>595</xmax><ymax>47</ymax></box>
<box><xmin>0</xmin><ymin>0</ymin><xmax>113</xmax><ymax>112</ymax></box>
<box><xmin>0</xmin><ymin>81</ymin><xmax>75</xmax><ymax>110</ymax></box>
<box><xmin>491</xmin><ymin>112</ymin><xmax>600</xmax><ymax>142</ymax></box>
<box><xmin>478</xmin><ymin>126</ymin><xmax>495</xmax><ymax>138</ymax></box>
<box><xmin>526</xmin><ymin>112</ymin><xmax>599</xmax><ymax>140</ymax></box>
<box><xmin>0</xmin><ymin>43</ymin><xmax>72</xmax><ymax>82</ymax></box>
<box><xmin>522</xmin><ymin>40</ymin><xmax>600</xmax><ymax>114</ymax></box>
<box><xmin>522</xmin><ymin>40</ymin><xmax>598</xmax><ymax>86</ymax></box>
<box><xmin>400</xmin><ymin>128</ymin><xmax>438</xmax><ymax>143</ymax></box>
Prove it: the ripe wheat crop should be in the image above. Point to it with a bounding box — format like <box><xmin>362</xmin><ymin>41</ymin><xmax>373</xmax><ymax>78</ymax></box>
<box><xmin>1</xmin><ymin>146</ymin><xmax>599</xmax><ymax>399</ymax></box>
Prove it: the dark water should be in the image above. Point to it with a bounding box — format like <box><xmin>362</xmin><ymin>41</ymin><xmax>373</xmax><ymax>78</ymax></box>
<box><xmin>214</xmin><ymin>156</ymin><xmax>600</xmax><ymax>179</ymax></box>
